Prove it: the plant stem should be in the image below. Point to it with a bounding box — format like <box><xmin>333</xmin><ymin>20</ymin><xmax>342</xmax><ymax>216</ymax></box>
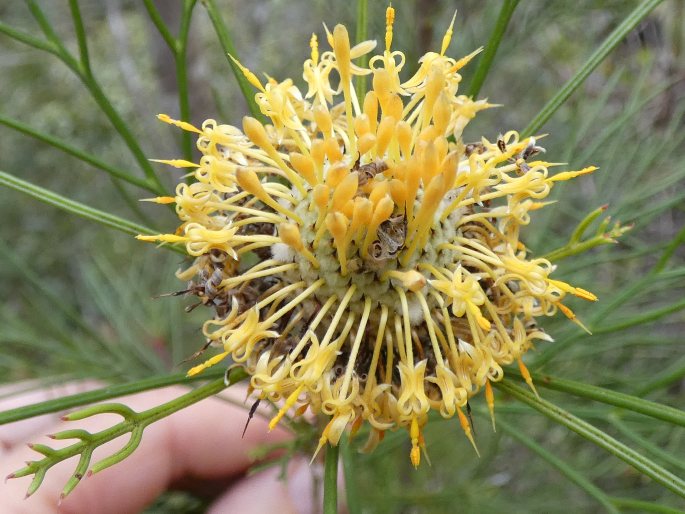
<box><xmin>355</xmin><ymin>0</ymin><xmax>369</xmax><ymax>101</ymax></box>
<box><xmin>0</xmin><ymin>170</ymin><xmax>184</xmax><ymax>254</ymax></box>
<box><xmin>506</xmin><ymin>369</ymin><xmax>685</xmax><ymax>427</ymax></box>
<box><xmin>200</xmin><ymin>0</ymin><xmax>263</xmax><ymax>120</ymax></box>
<box><xmin>495</xmin><ymin>379</ymin><xmax>685</xmax><ymax>498</ymax></box>
<box><xmin>0</xmin><ymin>114</ymin><xmax>152</xmax><ymax>191</ymax></box>
<box><xmin>467</xmin><ymin>0</ymin><xmax>519</xmax><ymax>98</ymax></box>
<box><xmin>177</xmin><ymin>0</ymin><xmax>198</xmax><ymax>162</ymax></box>
<box><xmin>323</xmin><ymin>443</ymin><xmax>340</xmax><ymax>514</ymax></box>
<box><xmin>0</xmin><ymin>368</ymin><xmax>237</xmax><ymax>425</ymax></box>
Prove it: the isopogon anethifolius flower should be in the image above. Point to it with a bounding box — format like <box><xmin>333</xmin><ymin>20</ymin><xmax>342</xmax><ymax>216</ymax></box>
<box><xmin>139</xmin><ymin>7</ymin><xmax>599</xmax><ymax>467</ymax></box>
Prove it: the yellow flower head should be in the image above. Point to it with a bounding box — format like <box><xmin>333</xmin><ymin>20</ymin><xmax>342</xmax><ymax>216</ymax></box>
<box><xmin>141</xmin><ymin>8</ymin><xmax>598</xmax><ymax>467</ymax></box>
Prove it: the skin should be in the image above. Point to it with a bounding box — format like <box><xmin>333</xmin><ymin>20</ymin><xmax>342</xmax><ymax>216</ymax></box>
<box><xmin>0</xmin><ymin>383</ymin><xmax>318</xmax><ymax>514</ymax></box>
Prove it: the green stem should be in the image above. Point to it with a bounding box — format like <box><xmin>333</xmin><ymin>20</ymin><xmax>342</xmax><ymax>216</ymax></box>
<box><xmin>467</xmin><ymin>0</ymin><xmax>519</xmax><ymax>98</ymax></box>
<box><xmin>507</xmin><ymin>369</ymin><xmax>685</xmax><ymax>427</ymax></box>
<box><xmin>143</xmin><ymin>0</ymin><xmax>177</xmax><ymax>51</ymax></box>
<box><xmin>0</xmin><ymin>21</ymin><xmax>58</xmax><ymax>55</ymax></box>
<box><xmin>355</xmin><ymin>0</ymin><xmax>369</xmax><ymax>102</ymax></box>
<box><xmin>495</xmin><ymin>379</ymin><xmax>685</xmax><ymax>498</ymax></box>
<box><xmin>177</xmin><ymin>0</ymin><xmax>198</xmax><ymax>162</ymax></box>
<box><xmin>522</xmin><ymin>0</ymin><xmax>666</xmax><ymax>137</ymax></box>
<box><xmin>68</xmin><ymin>0</ymin><xmax>91</xmax><ymax>75</ymax></box>
<box><xmin>200</xmin><ymin>0</ymin><xmax>263</xmax><ymax>120</ymax></box>
<box><xmin>340</xmin><ymin>438</ymin><xmax>361</xmax><ymax>514</ymax></box>
<box><xmin>0</xmin><ymin>170</ymin><xmax>184</xmax><ymax>254</ymax></box>
<box><xmin>610</xmin><ymin>497</ymin><xmax>684</xmax><ymax>513</ymax></box>
<box><xmin>0</xmin><ymin>114</ymin><xmax>152</xmax><ymax>191</ymax></box>
<box><xmin>0</xmin><ymin>368</ymin><xmax>236</xmax><ymax>425</ymax></box>
<box><xmin>496</xmin><ymin>417</ymin><xmax>618</xmax><ymax>513</ymax></box>
<box><xmin>323</xmin><ymin>444</ymin><xmax>340</xmax><ymax>514</ymax></box>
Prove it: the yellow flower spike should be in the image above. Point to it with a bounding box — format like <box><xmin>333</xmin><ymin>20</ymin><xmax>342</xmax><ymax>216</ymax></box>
<box><xmin>409</xmin><ymin>417</ymin><xmax>421</xmax><ymax>469</ymax></box>
<box><xmin>149</xmin><ymin>158</ymin><xmax>199</xmax><ymax>168</ymax></box>
<box><xmin>313</xmin><ymin>105</ymin><xmax>333</xmax><ymax>136</ymax></box>
<box><xmin>549</xmin><ymin>166</ymin><xmax>598</xmax><ymax>182</ymax></box>
<box><xmin>440</xmin><ymin>11</ymin><xmax>458</xmax><ymax>56</ymax></box>
<box><xmin>309</xmin><ymin>33</ymin><xmax>319</xmax><ymax>65</ymax></box>
<box><xmin>269</xmin><ymin>384</ymin><xmax>304</xmax><ymax>431</ymax></box>
<box><xmin>388</xmin><ymin>178</ymin><xmax>407</xmax><ymax>208</ymax></box>
<box><xmin>324</xmin><ymin>136</ymin><xmax>344</xmax><ymax>162</ymax></box>
<box><xmin>326</xmin><ymin>161</ymin><xmax>350</xmax><ymax>189</ymax></box>
<box><xmin>361</xmin><ymin>195</ymin><xmax>394</xmax><ymax>257</ymax></box>
<box><xmin>143</xmin><ymin>7</ymin><xmax>617</xmax><ymax>471</ymax></box>
<box><xmin>375</xmin><ymin>115</ymin><xmax>396</xmax><ymax>157</ymax></box>
<box><xmin>358</xmin><ymin>133</ymin><xmax>377</xmax><ymax>156</ymax></box>
<box><xmin>485</xmin><ymin>380</ymin><xmax>496</xmax><ymax>432</ymax></box>
<box><xmin>332</xmin><ymin>172</ymin><xmax>359</xmax><ymax>212</ymax></box>
<box><xmin>156</xmin><ymin>114</ymin><xmax>202</xmax><ymax>133</ymax></box>
<box><xmin>557</xmin><ymin>302</ymin><xmax>593</xmax><ymax>335</ymax></box>
<box><xmin>289</xmin><ymin>152</ymin><xmax>319</xmax><ymax>186</ymax></box>
<box><xmin>242</xmin><ymin>116</ymin><xmax>305</xmax><ymax>193</ymax></box>
<box><xmin>140</xmin><ymin>196</ymin><xmax>175</xmax><ymax>204</ymax></box>
<box><xmin>326</xmin><ymin>212</ymin><xmax>350</xmax><ymax>275</ymax></box>
<box><xmin>363</xmin><ymin>91</ymin><xmax>379</xmax><ymax>133</ymax></box>
<box><xmin>136</xmin><ymin>233</ymin><xmax>186</xmax><ymax>244</ymax></box>
<box><xmin>385</xmin><ymin>5</ymin><xmax>395</xmax><ymax>51</ymax></box>
<box><xmin>368</xmin><ymin>180</ymin><xmax>390</xmax><ymax>206</ymax></box>
<box><xmin>311</xmin><ymin>416</ymin><xmax>334</xmax><ymax>464</ymax></box>
<box><xmin>235</xmin><ymin>168</ymin><xmax>302</xmax><ymax>224</ymax></box>
<box><xmin>517</xmin><ymin>357</ymin><xmax>539</xmax><ymax>399</ymax></box>
<box><xmin>402</xmin><ymin>174</ymin><xmax>445</xmax><ymax>264</ymax></box>
<box><xmin>382</xmin><ymin>270</ymin><xmax>427</xmax><ymax>292</ymax></box>
<box><xmin>228</xmin><ymin>54</ymin><xmax>266</xmax><ymax>92</ymax></box>
<box><xmin>548</xmin><ymin>279</ymin><xmax>598</xmax><ymax>302</ymax></box>
<box><xmin>279</xmin><ymin>223</ymin><xmax>319</xmax><ymax>269</ymax></box>
<box><xmin>396</xmin><ymin>120</ymin><xmax>413</xmax><ymax>157</ymax></box>
<box><xmin>187</xmin><ymin>351</ymin><xmax>229</xmax><ymax>377</ymax></box>
<box><xmin>448</xmin><ymin>47</ymin><xmax>484</xmax><ymax>73</ymax></box>
<box><xmin>457</xmin><ymin>406</ymin><xmax>480</xmax><ymax>457</ymax></box>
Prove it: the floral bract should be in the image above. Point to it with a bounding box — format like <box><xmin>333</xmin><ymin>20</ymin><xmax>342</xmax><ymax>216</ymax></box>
<box><xmin>139</xmin><ymin>7</ymin><xmax>597</xmax><ymax>466</ymax></box>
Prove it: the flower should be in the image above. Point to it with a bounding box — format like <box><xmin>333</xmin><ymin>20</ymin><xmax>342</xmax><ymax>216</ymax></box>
<box><xmin>139</xmin><ymin>7</ymin><xmax>597</xmax><ymax>467</ymax></box>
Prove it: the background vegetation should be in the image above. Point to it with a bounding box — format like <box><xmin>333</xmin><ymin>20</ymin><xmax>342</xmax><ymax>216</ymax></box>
<box><xmin>1</xmin><ymin>1</ymin><xmax>684</xmax><ymax>512</ymax></box>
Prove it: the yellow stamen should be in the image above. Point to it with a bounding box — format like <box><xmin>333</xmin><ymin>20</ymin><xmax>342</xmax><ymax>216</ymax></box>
<box><xmin>187</xmin><ymin>351</ymin><xmax>229</xmax><ymax>376</ymax></box>
<box><xmin>228</xmin><ymin>54</ymin><xmax>266</xmax><ymax>92</ymax></box>
<box><xmin>156</xmin><ymin>114</ymin><xmax>201</xmax><ymax>133</ymax></box>
<box><xmin>269</xmin><ymin>384</ymin><xmax>304</xmax><ymax>431</ymax></box>
<box><xmin>440</xmin><ymin>11</ymin><xmax>457</xmax><ymax>56</ymax></box>
<box><xmin>279</xmin><ymin>223</ymin><xmax>320</xmax><ymax>268</ymax></box>
<box><xmin>485</xmin><ymin>380</ymin><xmax>496</xmax><ymax>431</ymax></box>
<box><xmin>149</xmin><ymin>158</ymin><xmax>199</xmax><ymax>168</ymax></box>
<box><xmin>517</xmin><ymin>358</ymin><xmax>539</xmax><ymax>398</ymax></box>
<box><xmin>409</xmin><ymin>417</ymin><xmax>421</xmax><ymax>468</ymax></box>
<box><xmin>549</xmin><ymin>166</ymin><xmax>598</xmax><ymax>182</ymax></box>
<box><xmin>457</xmin><ymin>406</ymin><xmax>480</xmax><ymax>457</ymax></box>
<box><xmin>140</xmin><ymin>196</ymin><xmax>175</xmax><ymax>204</ymax></box>
<box><xmin>557</xmin><ymin>302</ymin><xmax>592</xmax><ymax>334</ymax></box>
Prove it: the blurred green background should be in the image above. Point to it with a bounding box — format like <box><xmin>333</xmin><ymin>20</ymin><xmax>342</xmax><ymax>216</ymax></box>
<box><xmin>1</xmin><ymin>1</ymin><xmax>684</xmax><ymax>512</ymax></box>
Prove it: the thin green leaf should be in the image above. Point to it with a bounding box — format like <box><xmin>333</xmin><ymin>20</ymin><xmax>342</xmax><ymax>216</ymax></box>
<box><xmin>0</xmin><ymin>368</ymin><xmax>232</xmax><ymax>425</ymax></box>
<box><xmin>324</xmin><ymin>443</ymin><xmax>340</xmax><ymax>514</ymax></box>
<box><xmin>467</xmin><ymin>0</ymin><xmax>519</xmax><ymax>98</ymax></box>
<box><xmin>355</xmin><ymin>0</ymin><xmax>369</xmax><ymax>101</ymax></box>
<box><xmin>507</xmin><ymin>369</ymin><xmax>685</xmax><ymax>427</ymax></box>
<box><xmin>522</xmin><ymin>0</ymin><xmax>666</xmax><ymax>137</ymax></box>
<box><xmin>495</xmin><ymin>379</ymin><xmax>685</xmax><ymax>498</ymax></box>
<box><xmin>0</xmin><ymin>114</ymin><xmax>152</xmax><ymax>191</ymax></box>
<box><xmin>496</xmin><ymin>417</ymin><xmax>619</xmax><ymax>513</ymax></box>
<box><xmin>68</xmin><ymin>0</ymin><xmax>91</xmax><ymax>75</ymax></box>
<box><xmin>0</xmin><ymin>170</ymin><xmax>184</xmax><ymax>254</ymax></box>
<box><xmin>200</xmin><ymin>0</ymin><xmax>263</xmax><ymax>120</ymax></box>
